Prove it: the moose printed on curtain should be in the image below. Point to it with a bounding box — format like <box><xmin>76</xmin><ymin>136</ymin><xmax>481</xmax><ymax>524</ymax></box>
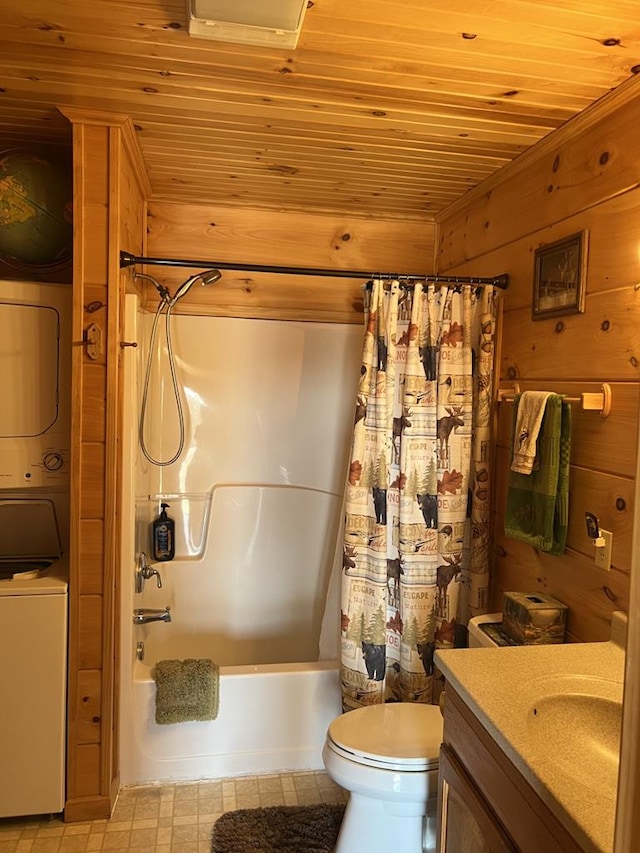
<box><xmin>340</xmin><ymin>279</ymin><xmax>497</xmax><ymax>710</ymax></box>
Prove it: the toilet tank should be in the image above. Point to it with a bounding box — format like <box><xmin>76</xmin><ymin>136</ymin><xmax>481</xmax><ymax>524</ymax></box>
<box><xmin>468</xmin><ymin>613</ymin><xmax>509</xmax><ymax>648</ymax></box>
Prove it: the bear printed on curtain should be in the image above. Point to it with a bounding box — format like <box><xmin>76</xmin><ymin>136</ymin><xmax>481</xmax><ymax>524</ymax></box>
<box><xmin>340</xmin><ymin>279</ymin><xmax>497</xmax><ymax>711</ymax></box>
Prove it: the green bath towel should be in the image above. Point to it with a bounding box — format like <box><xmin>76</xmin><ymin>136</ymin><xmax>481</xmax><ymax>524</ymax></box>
<box><xmin>504</xmin><ymin>394</ymin><xmax>571</xmax><ymax>555</ymax></box>
<box><xmin>153</xmin><ymin>658</ymin><xmax>219</xmax><ymax>724</ymax></box>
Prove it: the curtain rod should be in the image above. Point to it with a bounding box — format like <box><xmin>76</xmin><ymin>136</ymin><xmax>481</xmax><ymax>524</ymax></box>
<box><xmin>119</xmin><ymin>251</ymin><xmax>509</xmax><ymax>290</ymax></box>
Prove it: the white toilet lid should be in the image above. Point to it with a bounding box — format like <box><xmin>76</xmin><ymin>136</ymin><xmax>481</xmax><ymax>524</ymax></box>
<box><xmin>327</xmin><ymin>703</ymin><xmax>443</xmax><ymax>770</ymax></box>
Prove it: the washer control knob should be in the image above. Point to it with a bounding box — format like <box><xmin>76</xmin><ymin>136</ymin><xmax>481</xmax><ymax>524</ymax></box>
<box><xmin>43</xmin><ymin>452</ymin><xmax>64</xmax><ymax>472</ymax></box>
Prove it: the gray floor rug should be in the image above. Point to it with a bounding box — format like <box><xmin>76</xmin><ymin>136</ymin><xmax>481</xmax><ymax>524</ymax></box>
<box><xmin>211</xmin><ymin>803</ymin><xmax>345</xmax><ymax>852</ymax></box>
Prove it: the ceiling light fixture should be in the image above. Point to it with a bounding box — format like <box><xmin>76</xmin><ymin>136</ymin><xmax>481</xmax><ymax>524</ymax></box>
<box><xmin>187</xmin><ymin>0</ymin><xmax>309</xmax><ymax>48</ymax></box>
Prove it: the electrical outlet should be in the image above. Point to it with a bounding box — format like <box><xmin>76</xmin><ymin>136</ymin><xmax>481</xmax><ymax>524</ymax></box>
<box><xmin>595</xmin><ymin>528</ymin><xmax>613</xmax><ymax>571</ymax></box>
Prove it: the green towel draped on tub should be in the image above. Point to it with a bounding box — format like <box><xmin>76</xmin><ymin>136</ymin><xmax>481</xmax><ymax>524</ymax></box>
<box><xmin>153</xmin><ymin>658</ymin><xmax>219</xmax><ymax>724</ymax></box>
<box><xmin>504</xmin><ymin>394</ymin><xmax>571</xmax><ymax>555</ymax></box>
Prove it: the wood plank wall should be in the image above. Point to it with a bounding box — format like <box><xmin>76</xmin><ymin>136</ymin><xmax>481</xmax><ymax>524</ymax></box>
<box><xmin>61</xmin><ymin>108</ymin><xmax>147</xmax><ymax>822</ymax></box>
<box><xmin>144</xmin><ymin>202</ymin><xmax>436</xmax><ymax>324</ymax></box>
<box><xmin>436</xmin><ymin>83</ymin><xmax>640</xmax><ymax>642</ymax></box>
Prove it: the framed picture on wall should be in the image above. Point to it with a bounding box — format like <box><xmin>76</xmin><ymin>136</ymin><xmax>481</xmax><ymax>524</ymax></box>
<box><xmin>532</xmin><ymin>230</ymin><xmax>588</xmax><ymax>320</ymax></box>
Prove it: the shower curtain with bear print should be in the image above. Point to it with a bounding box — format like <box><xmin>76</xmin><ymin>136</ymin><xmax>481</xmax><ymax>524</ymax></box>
<box><xmin>340</xmin><ymin>279</ymin><xmax>498</xmax><ymax>710</ymax></box>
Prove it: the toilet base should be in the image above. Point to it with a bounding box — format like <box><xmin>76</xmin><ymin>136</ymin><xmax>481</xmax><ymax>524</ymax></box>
<box><xmin>335</xmin><ymin>791</ymin><xmax>437</xmax><ymax>853</ymax></box>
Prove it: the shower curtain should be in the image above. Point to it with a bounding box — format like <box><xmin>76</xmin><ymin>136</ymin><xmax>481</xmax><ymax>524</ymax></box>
<box><xmin>340</xmin><ymin>280</ymin><xmax>498</xmax><ymax>710</ymax></box>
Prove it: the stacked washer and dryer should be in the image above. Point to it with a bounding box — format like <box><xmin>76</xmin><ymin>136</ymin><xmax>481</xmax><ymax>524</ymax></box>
<box><xmin>0</xmin><ymin>280</ymin><xmax>71</xmax><ymax>818</ymax></box>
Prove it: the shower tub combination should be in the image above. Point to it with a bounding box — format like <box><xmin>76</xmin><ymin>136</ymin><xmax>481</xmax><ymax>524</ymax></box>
<box><xmin>120</xmin><ymin>295</ymin><xmax>361</xmax><ymax>785</ymax></box>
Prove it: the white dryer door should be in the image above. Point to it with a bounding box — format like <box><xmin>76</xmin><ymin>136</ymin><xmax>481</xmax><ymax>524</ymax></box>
<box><xmin>0</xmin><ymin>301</ymin><xmax>60</xmax><ymax>438</ymax></box>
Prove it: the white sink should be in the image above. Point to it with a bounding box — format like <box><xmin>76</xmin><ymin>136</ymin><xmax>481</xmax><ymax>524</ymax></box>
<box><xmin>526</xmin><ymin>675</ymin><xmax>623</xmax><ymax>796</ymax></box>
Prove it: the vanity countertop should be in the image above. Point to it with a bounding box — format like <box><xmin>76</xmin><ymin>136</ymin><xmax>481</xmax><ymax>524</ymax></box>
<box><xmin>435</xmin><ymin>617</ymin><xmax>626</xmax><ymax>853</ymax></box>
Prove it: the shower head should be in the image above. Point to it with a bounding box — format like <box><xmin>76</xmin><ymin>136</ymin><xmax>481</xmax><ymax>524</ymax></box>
<box><xmin>170</xmin><ymin>269</ymin><xmax>222</xmax><ymax>305</ymax></box>
<box><xmin>200</xmin><ymin>269</ymin><xmax>222</xmax><ymax>286</ymax></box>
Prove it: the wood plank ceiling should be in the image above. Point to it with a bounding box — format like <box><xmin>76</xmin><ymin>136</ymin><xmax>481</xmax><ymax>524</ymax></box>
<box><xmin>0</xmin><ymin>0</ymin><xmax>639</xmax><ymax>220</ymax></box>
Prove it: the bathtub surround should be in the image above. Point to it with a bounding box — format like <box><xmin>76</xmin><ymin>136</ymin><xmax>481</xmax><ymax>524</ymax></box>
<box><xmin>210</xmin><ymin>803</ymin><xmax>345</xmax><ymax>852</ymax></box>
<box><xmin>340</xmin><ymin>280</ymin><xmax>499</xmax><ymax>709</ymax></box>
<box><xmin>120</xmin><ymin>297</ymin><xmax>360</xmax><ymax>784</ymax></box>
<box><xmin>153</xmin><ymin>659</ymin><xmax>219</xmax><ymax>724</ymax></box>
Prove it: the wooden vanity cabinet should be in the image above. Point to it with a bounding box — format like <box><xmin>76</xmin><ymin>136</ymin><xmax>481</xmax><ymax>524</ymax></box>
<box><xmin>436</xmin><ymin>686</ymin><xmax>584</xmax><ymax>853</ymax></box>
<box><xmin>438</xmin><ymin>743</ymin><xmax>516</xmax><ymax>852</ymax></box>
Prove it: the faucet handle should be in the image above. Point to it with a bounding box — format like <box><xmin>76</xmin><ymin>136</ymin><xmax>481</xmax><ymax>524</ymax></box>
<box><xmin>135</xmin><ymin>551</ymin><xmax>163</xmax><ymax>593</ymax></box>
<box><xmin>135</xmin><ymin>553</ymin><xmax>145</xmax><ymax>594</ymax></box>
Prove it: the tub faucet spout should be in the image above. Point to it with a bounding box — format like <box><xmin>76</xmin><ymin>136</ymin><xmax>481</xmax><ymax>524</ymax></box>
<box><xmin>133</xmin><ymin>606</ymin><xmax>171</xmax><ymax>625</ymax></box>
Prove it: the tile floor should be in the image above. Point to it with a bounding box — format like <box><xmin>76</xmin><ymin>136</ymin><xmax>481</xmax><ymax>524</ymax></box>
<box><xmin>0</xmin><ymin>771</ymin><xmax>348</xmax><ymax>853</ymax></box>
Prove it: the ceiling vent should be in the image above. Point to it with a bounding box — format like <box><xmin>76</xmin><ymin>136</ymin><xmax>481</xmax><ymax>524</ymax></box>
<box><xmin>187</xmin><ymin>0</ymin><xmax>309</xmax><ymax>49</ymax></box>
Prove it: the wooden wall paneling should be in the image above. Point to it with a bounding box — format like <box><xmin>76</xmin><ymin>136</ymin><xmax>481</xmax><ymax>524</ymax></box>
<box><xmin>501</xmin><ymin>289</ymin><xmax>640</xmax><ymax>383</ymax></box>
<box><xmin>76</xmin><ymin>594</ymin><xmax>103</xmax><ymax>673</ymax></box>
<box><xmin>492</xmin><ymin>528</ymin><xmax>630</xmax><ymax>642</ymax></box>
<box><xmin>71</xmin><ymin>745</ymin><xmax>102</xmax><ymax>803</ymax></box>
<box><xmin>495</xmin><ymin>382</ymin><xmax>640</xmax><ymax>478</ymax></box>
<box><xmin>79</xmin><ymin>127</ymin><xmax>110</xmax><ymax>203</ymax></box>
<box><xmin>437</xmin><ymin>75</ymin><xmax>640</xmax><ymax>270</ymax></box>
<box><xmin>76</xmin><ymin>670</ymin><xmax>102</xmax><ymax>744</ymax></box>
<box><xmin>62</xmin><ymin>108</ymin><xmax>149</xmax><ymax>822</ymax></box>
<box><xmin>81</xmin><ymin>364</ymin><xmax>108</xmax><ymax>443</ymax></box>
<box><xmin>95</xmin><ymin>123</ymin><xmax>122</xmax><ymax>822</ymax></box>
<box><xmin>435</xmin><ymin>188</ymin><xmax>640</xmax><ymax>312</ymax></box>
<box><xmin>78</xmin><ymin>519</ymin><xmax>105</xmax><ymax>596</ymax></box>
<box><xmin>436</xmin><ymin>80</ymin><xmax>640</xmax><ymax>644</ymax></box>
<box><xmin>79</xmin><ymin>443</ymin><xmax>106</xmax><ymax>519</ymax></box>
<box><xmin>78</xmin><ymin>287</ymin><xmax>108</xmax><ymax>365</ymax></box>
<box><xmin>119</xmin><ymin>120</ymin><xmax>151</xmax><ymax>256</ymax></box>
<box><xmin>82</xmin><ymin>210</ymin><xmax>110</xmax><ymax>283</ymax></box>
<box><xmin>74</xmin><ymin>115</ymin><xmax>109</xmax><ymax>805</ymax></box>
<box><xmin>66</xmin><ymin>119</ymin><xmax>100</xmax><ymax>821</ymax></box>
<box><xmin>566</xmin><ymin>465</ymin><xmax>634</xmax><ymax>567</ymax></box>
<box><xmin>494</xmin><ymin>446</ymin><xmax>634</xmax><ymax>571</ymax></box>
<box><xmin>113</xmin><ymin>122</ymin><xmax>148</xmax><ymax>800</ymax></box>
<box><xmin>143</xmin><ymin>201</ymin><xmax>436</xmax><ymax>324</ymax></box>
<box><xmin>147</xmin><ymin>202</ymin><xmax>435</xmax><ymax>272</ymax></box>
<box><xmin>141</xmin><ymin>272</ymin><xmax>366</xmax><ymax>325</ymax></box>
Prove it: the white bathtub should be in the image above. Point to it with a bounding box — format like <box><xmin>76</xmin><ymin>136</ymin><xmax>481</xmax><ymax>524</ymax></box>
<box><xmin>120</xmin><ymin>656</ymin><xmax>341</xmax><ymax>785</ymax></box>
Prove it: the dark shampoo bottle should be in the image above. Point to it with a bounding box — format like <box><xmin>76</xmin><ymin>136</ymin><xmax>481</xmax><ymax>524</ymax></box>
<box><xmin>152</xmin><ymin>503</ymin><xmax>175</xmax><ymax>561</ymax></box>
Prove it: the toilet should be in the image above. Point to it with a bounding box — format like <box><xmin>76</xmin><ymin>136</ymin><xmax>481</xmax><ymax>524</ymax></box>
<box><xmin>323</xmin><ymin>613</ymin><xmax>503</xmax><ymax>853</ymax></box>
